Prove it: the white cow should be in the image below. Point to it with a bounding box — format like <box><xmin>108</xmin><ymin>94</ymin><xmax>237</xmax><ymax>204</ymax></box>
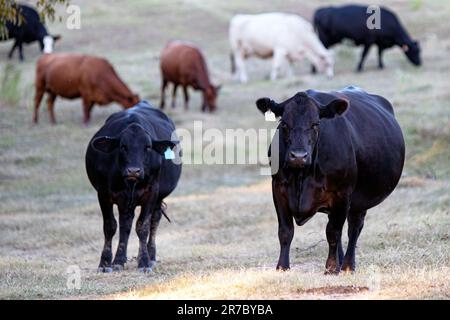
<box><xmin>229</xmin><ymin>13</ymin><xmax>334</xmax><ymax>83</ymax></box>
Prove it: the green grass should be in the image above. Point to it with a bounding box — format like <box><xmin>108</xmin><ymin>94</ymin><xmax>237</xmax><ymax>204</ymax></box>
<box><xmin>0</xmin><ymin>0</ymin><xmax>449</xmax><ymax>300</ymax></box>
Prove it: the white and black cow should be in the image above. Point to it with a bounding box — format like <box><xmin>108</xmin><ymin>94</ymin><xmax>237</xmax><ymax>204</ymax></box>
<box><xmin>2</xmin><ymin>4</ymin><xmax>61</xmax><ymax>61</ymax></box>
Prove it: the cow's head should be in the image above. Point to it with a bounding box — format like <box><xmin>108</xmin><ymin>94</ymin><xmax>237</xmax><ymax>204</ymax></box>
<box><xmin>402</xmin><ymin>41</ymin><xmax>421</xmax><ymax>66</ymax></box>
<box><xmin>204</xmin><ymin>85</ymin><xmax>221</xmax><ymax>112</ymax></box>
<box><xmin>41</xmin><ymin>35</ymin><xmax>62</xmax><ymax>54</ymax></box>
<box><xmin>91</xmin><ymin>124</ymin><xmax>176</xmax><ymax>182</ymax></box>
<box><xmin>316</xmin><ymin>53</ymin><xmax>334</xmax><ymax>79</ymax></box>
<box><xmin>256</xmin><ymin>92</ymin><xmax>348</xmax><ymax>169</ymax></box>
<box><xmin>122</xmin><ymin>94</ymin><xmax>141</xmax><ymax>109</ymax></box>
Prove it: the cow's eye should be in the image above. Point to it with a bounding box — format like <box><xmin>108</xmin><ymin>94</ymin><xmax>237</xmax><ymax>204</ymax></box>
<box><xmin>312</xmin><ymin>123</ymin><xmax>320</xmax><ymax>130</ymax></box>
<box><xmin>280</xmin><ymin>122</ymin><xmax>289</xmax><ymax>130</ymax></box>
<box><xmin>145</xmin><ymin>145</ymin><xmax>151</xmax><ymax>152</ymax></box>
<box><xmin>120</xmin><ymin>145</ymin><xmax>127</xmax><ymax>152</ymax></box>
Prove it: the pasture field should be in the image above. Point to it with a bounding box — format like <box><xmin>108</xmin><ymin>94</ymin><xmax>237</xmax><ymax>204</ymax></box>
<box><xmin>0</xmin><ymin>0</ymin><xmax>449</xmax><ymax>300</ymax></box>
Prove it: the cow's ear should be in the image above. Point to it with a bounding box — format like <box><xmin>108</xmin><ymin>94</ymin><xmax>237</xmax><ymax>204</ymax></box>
<box><xmin>152</xmin><ymin>140</ymin><xmax>177</xmax><ymax>155</ymax></box>
<box><xmin>92</xmin><ymin>136</ymin><xmax>119</xmax><ymax>153</ymax></box>
<box><xmin>256</xmin><ymin>97</ymin><xmax>284</xmax><ymax>117</ymax></box>
<box><xmin>319</xmin><ymin>99</ymin><xmax>348</xmax><ymax>119</ymax></box>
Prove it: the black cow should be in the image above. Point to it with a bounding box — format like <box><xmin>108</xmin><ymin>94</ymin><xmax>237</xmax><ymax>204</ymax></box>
<box><xmin>85</xmin><ymin>102</ymin><xmax>182</xmax><ymax>272</ymax></box>
<box><xmin>313</xmin><ymin>5</ymin><xmax>421</xmax><ymax>71</ymax></box>
<box><xmin>256</xmin><ymin>86</ymin><xmax>405</xmax><ymax>273</ymax></box>
<box><xmin>2</xmin><ymin>4</ymin><xmax>61</xmax><ymax>61</ymax></box>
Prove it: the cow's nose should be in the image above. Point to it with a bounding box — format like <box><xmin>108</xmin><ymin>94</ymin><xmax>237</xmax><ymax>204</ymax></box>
<box><xmin>126</xmin><ymin>167</ymin><xmax>141</xmax><ymax>178</ymax></box>
<box><xmin>290</xmin><ymin>151</ymin><xmax>308</xmax><ymax>162</ymax></box>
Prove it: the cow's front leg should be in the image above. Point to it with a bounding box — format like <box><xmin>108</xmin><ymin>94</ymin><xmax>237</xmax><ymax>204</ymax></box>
<box><xmin>136</xmin><ymin>193</ymin><xmax>158</xmax><ymax>272</ymax></box>
<box><xmin>271</xmin><ymin>48</ymin><xmax>287</xmax><ymax>81</ymax></box>
<box><xmin>273</xmin><ymin>187</ymin><xmax>294</xmax><ymax>271</ymax></box>
<box><xmin>357</xmin><ymin>44</ymin><xmax>371</xmax><ymax>72</ymax></box>
<box><xmin>8</xmin><ymin>41</ymin><xmax>18</xmax><ymax>59</ymax></box>
<box><xmin>342</xmin><ymin>210</ymin><xmax>367</xmax><ymax>272</ymax></box>
<box><xmin>18</xmin><ymin>42</ymin><xmax>24</xmax><ymax>62</ymax></box>
<box><xmin>97</xmin><ymin>194</ymin><xmax>117</xmax><ymax>273</ymax></box>
<box><xmin>233</xmin><ymin>52</ymin><xmax>248</xmax><ymax>83</ymax></box>
<box><xmin>325</xmin><ymin>201</ymin><xmax>348</xmax><ymax>274</ymax></box>
<box><xmin>112</xmin><ymin>205</ymin><xmax>135</xmax><ymax>271</ymax></box>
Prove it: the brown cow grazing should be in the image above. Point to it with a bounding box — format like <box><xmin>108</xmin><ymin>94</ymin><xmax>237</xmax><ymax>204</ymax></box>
<box><xmin>160</xmin><ymin>41</ymin><xmax>220</xmax><ymax>112</ymax></box>
<box><xmin>34</xmin><ymin>53</ymin><xmax>140</xmax><ymax>125</ymax></box>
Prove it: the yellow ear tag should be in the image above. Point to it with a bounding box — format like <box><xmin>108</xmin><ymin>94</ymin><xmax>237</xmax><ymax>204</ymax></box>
<box><xmin>164</xmin><ymin>147</ymin><xmax>175</xmax><ymax>160</ymax></box>
<box><xmin>265</xmin><ymin>110</ymin><xmax>276</xmax><ymax>122</ymax></box>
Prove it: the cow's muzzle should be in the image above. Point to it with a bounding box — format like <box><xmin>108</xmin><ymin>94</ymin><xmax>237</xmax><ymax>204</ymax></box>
<box><xmin>125</xmin><ymin>167</ymin><xmax>143</xmax><ymax>181</ymax></box>
<box><xmin>287</xmin><ymin>151</ymin><xmax>309</xmax><ymax>168</ymax></box>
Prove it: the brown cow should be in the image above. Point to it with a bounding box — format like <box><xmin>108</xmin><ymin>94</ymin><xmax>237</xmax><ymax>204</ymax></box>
<box><xmin>160</xmin><ymin>41</ymin><xmax>220</xmax><ymax>112</ymax></box>
<box><xmin>33</xmin><ymin>53</ymin><xmax>140</xmax><ymax>125</ymax></box>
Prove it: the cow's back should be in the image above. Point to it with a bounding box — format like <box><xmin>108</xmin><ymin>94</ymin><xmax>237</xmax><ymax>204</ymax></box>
<box><xmin>39</xmin><ymin>54</ymin><xmax>123</xmax><ymax>101</ymax></box>
<box><xmin>315</xmin><ymin>5</ymin><xmax>403</xmax><ymax>45</ymax></box>
<box><xmin>6</xmin><ymin>5</ymin><xmax>45</xmax><ymax>41</ymax></box>
<box><xmin>230</xmin><ymin>13</ymin><xmax>317</xmax><ymax>55</ymax></box>
<box><xmin>160</xmin><ymin>41</ymin><xmax>209</xmax><ymax>89</ymax></box>
<box><xmin>308</xmin><ymin>87</ymin><xmax>405</xmax><ymax>212</ymax></box>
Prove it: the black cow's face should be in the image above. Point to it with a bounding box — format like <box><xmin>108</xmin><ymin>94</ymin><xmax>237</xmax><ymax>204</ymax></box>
<box><xmin>256</xmin><ymin>93</ymin><xmax>348</xmax><ymax>169</ymax></box>
<box><xmin>92</xmin><ymin>124</ymin><xmax>176</xmax><ymax>183</ymax></box>
<box><xmin>403</xmin><ymin>41</ymin><xmax>421</xmax><ymax>66</ymax></box>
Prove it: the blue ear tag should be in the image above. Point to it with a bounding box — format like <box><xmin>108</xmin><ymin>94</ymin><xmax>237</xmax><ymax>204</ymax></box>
<box><xmin>164</xmin><ymin>147</ymin><xmax>175</xmax><ymax>160</ymax></box>
<box><xmin>265</xmin><ymin>110</ymin><xmax>276</xmax><ymax>122</ymax></box>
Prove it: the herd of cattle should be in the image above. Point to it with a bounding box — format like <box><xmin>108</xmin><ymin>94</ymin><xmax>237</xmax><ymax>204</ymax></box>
<box><xmin>2</xmin><ymin>4</ymin><xmax>414</xmax><ymax>274</ymax></box>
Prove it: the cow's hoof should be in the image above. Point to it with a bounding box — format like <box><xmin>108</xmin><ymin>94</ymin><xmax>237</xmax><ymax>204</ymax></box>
<box><xmin>276</xmin><ymin>265</ymin><xmax>290</xmax><ymax>272</ymax></box>
<box><xmin>324</xmin><ymin>269</ymin><xmax>340</xmax><ymax>275</ymax></box>
<box><xmin>113</xmin><ymin>264</ymin><xmax>124</xmax><ymax>272</ymax></box>
<box><xmin>341</xmin><ymin>265</ymin><xmax>355</xmax><ymax>273</ymax></box>
<box><xmin>98</xmin><ymin>267</ymin><xmax>113</xmax><ymax>273</ymax></box>
<box><xmin>138</xmin><ymin>267</ymin><xmax>153</xmax><ymax>273</ymax></box>
<box><xmin>149</xmin><ymin>260</ymin><xmax>157</xmax><ymax>268</ymax></box>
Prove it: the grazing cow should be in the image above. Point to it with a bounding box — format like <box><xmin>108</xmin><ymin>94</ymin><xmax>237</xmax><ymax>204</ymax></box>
<box><xmin>2</xmin><ymin>4</ymin><xmax>61</xmax><ymax>61</ymax></box>
<box><xmin>160</xmin><ymin>41</ymin><xmax>221</xmax><ymax>112</ymax></box>
<box><xmin>85</xmin><ymin>101</ymin><xmax>182</xmax><ymax>272</ymax></box>
<box><xmin>313</xmin><ymin>5</ymin><xmax>421</xmax><ymax>72</ymax></box>
<box><xmin>229</xmin><ymin>13</ymin><xmax>334</xmax><ymax>83</ymax></box>
<box><xmin>34</xmin><ymin>53</ymin><xmax>140</xmax><ymax>124</ymax></box>
<box><xmin>256</xmin><ymin>86</ymin><xmax>405</xmax><ymax>273</ymax></box>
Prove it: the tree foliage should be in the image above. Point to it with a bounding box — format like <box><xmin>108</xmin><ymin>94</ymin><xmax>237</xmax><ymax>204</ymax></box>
<box><xmin>0</xmin><ymin>0</ymin><xmax>69</xmax><ymax>39</ymax></box>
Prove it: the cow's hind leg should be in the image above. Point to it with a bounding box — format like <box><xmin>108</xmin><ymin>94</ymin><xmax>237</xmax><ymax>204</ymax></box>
<box><xmin>136</xmin><ymin>196</ymin><xmax>158</xmax><ymax>272</ymax></box>
<box><xmin>47</xmin><ymin>93</ymin><xmax>57</xmax><ymax>125</ymax></box>
<box><xmin>147</xmin><ymin>202</ymin><xmax>163</xmax><ymax>268</ymax></box>
<box><xmin>160</xmin><ymin>79</ymin><xmax>168</xmax><ymax>109</ymax></box>
<box><xmin>97</xmin><ymin>194</ymin><xmax>117</xmax><ymax>273</ymax></box>
<box><xmin>342</xmin><ymin>210</ymin><xmax>367</xmax><ymax>272</ymax></box>
<box><xmin>33</xmin><ymin>88</ymin><xmax>45</xmax><ymax>124</ymax></box>
<box><xmin>325</xmin><ymin>201</ymin><xmax>348</xmax><ymax>274</ymax></box>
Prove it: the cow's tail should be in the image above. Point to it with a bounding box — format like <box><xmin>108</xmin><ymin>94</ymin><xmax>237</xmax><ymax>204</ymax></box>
<box><xmin>160</xmin><ymin>201</ymin><xmax>171</xmax><ymax>223</ymax></box>
<box><xmin>230</xmin><ymin>52</ymin><xmax>236</xmax><ymax>74</ymax></box>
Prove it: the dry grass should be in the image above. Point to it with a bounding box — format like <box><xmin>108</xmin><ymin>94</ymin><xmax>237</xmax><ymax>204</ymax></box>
<box><xmin>0</xmin><ymin>0</ymin><xmax>449</xmax><ymax>300</ymax></box>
